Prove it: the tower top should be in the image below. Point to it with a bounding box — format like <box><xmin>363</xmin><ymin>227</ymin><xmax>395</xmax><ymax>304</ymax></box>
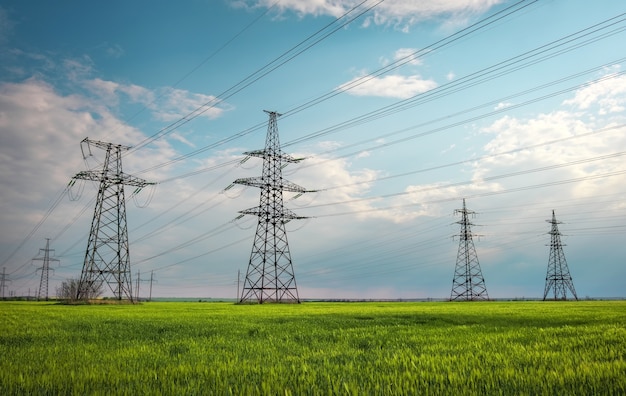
<box><xmin>263</xmin><ymin>109</ymin><xmax>283</xmax><ymax>117</ymax></box>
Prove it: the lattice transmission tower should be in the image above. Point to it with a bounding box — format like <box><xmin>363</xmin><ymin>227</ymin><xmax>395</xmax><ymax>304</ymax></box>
<box><xmin>234</xmin><ymin>111</ymin><xmax>312</xmax><ymax>304</ymax></box>
<box><xmin>33</xmin><ymin>238</ymin><xmax>59</xmax><ymax>301</ymax></box>
<box><xmin>543</xmin><ymin>210</ymin><xmax>578</xmax><ymax>301</ymax></box>
<box><xmin>450</xmin><ymin>199</ymin><xmax>489</xmax><ymax>301</ymax></box>
<box><xmin>72</xmin><ymin>138</ymin><xmax>154</xmax><ymax>301</ymax></box>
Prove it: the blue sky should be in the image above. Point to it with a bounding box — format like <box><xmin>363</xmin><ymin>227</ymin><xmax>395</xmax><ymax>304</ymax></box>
<box><xmin>1</xmin><ymin>0</ymin><xmax>625</xmax><ymax>300</ymax></box>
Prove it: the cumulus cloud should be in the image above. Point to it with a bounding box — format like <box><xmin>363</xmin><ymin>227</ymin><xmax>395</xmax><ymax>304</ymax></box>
<box><xmin>474</xmin><ymin>95</ymin><xmax>626</xmax><ymax>208</ymax></box>
<box><xmin>237</xmin><ymin>0</ymin><xmax>502</xmax><ymax>30</ymax></box>
<box><xmin>82</xmin><ymin>78</ymin><xmax>231</xmax><ymax>122</ymax></box>
<box><xmin>153</xmin><ymin>88</ymin><xmax>230</xmax><ymax>122</ymax></box>
<box><xmin>494</xmin><ymin>102</ymin><xmax>512</xmax><ymax>110</ymax></box>
<box><xmin>338</xmin><ymin>74</ymin><xmax>437</xmax><ymax>99</ymax></box>
<box><xmin>563</xmin><ymin>66</ymin><xmax>626</xmax><ymax>115</ymax></box>
<box><xmin>393</xmin><ymin>48</ymin><xmax>422</xmax><ymax>66</ymax></box>
<box><xmin>0</xmin><ymin>78</ymin><xmax>162</xmax><ymax>247</ymax></box>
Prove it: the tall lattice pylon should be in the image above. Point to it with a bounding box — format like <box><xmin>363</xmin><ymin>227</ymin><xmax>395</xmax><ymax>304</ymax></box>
<box><xmin>450</xmin><ymin>199</ymin><xmax>489</xmax><ymax>301</ymax></box>
<box><xmin>234</xmin><ymin>111</ymin><xmax>311</xmax><ymax>304</ymax></box>
<box><xmin>72</xmin><ymin>138</ymin><xmax>154</xmax><ymax>301</ymax></box>
<box><xmin>33</xmin><ymin>238</ymin><xmax>59</xmax><ymax>301</ymax></box>
<box><xmin>543</xmin><ymin>210</ymin><xmax>578</xmax><ymax>301</ymax></box>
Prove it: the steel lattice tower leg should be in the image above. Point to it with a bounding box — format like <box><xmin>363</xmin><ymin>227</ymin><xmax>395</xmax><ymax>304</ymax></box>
<box><xmin>450</xmin><ymin>199</ymin><xmax>489</xmax><ymax>301</ymax></box>
<box><xmin>234</xmin><ymin>111</ymin><xmax>312</xmax><ymax>304</ymax></box>
<box><xmin>72</xmin><ymin>139</ymin><xmax>154</xmax><ymax>301</ymax></box>
<box><xmin>543</xmin><ymin>210</ymin><xmax>578</xmax><ymax>301</ymax></box>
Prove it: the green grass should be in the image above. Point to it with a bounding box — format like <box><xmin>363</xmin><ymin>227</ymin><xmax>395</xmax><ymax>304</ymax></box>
<box><xmin>1</xmin><ymin>301</ymin><xmax>625</xmax><ymax>395</ymax></box>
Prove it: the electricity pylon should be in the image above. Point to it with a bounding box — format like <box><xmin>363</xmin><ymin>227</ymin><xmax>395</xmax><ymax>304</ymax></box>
<box><xmin>234</xmin><ymin>111</ymin><xmax>312</xmax><ymax>304</ymax></box>
<box><xmin>33</xmin><ymin>238</ymin><xmax>59</xmax><ymax>301</ymax></box>
<box><xmin>72</xmin><ymin>138</ymin><xmax>154</xmax><ymax>301</ymax></box>
<box><xmin>450</xmin><ymin>199</ymin><xmax>489</xmax><ymax>301</ymax></box>
<box><xmin>543</xmin><ymin>210</ymin><xmax>578</xmax><ymax>301</ymax></box>
<box><xmin>0</xmin><ymin>267</ymin><xmax>9</xmax><ymax>299</ymax></box>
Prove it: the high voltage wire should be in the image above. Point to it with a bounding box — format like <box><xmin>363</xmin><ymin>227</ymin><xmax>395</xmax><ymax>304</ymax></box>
<box><xmin>296</xmin><ymin>210</ymin><xmax>625</xmax><ymax>285</ymax></box>
<box><xmin>304</xmin><ymin>170</ymin><xmax>626</xmax><ymax>218</ymax></box>
<box><xmin>285</xmin><ymin>49</ymin><xmax>626</xmax><ymax>152</ymax></box>
<box><xmin>298</xmin><ymin>69</ymin><xmax>626</xmax><ymax>170</ymax></box>
<box><xmin>281</xmin><ymin>0</ymin><xmax>541</xmax><ymax>125</ymax></box>
<box><xmin>10</xmin><ymin>68</ymin><xmax>623</xmax><ymax>281</ymax></box>
<box><xmin>0</xmin><ymin>3</ymin><xmax>282</xmax><ymax>282</ymax></box>
<box><xmin>108</xmin><ymin>10</ymin><xmax>273</xmax><ymax>148</ymax></box>
<box><xmin>161</xmin><ymin>5</ymin><xmax>624</xmax><ymax>165</ymax></box>
<box><xmin>295</xmin><ymin>195</ymin><xmax>626</xmax><ymax>283</ymax></box>
<box><xmin>0</xmin><ymin>186</ymin><xmax>68</xmax><ymax>273</ymax></box>
<box><xmin>73</xmin><ymin>123</ymin><xmax>626</xmax><ymax>272</ymax></box>
<box><xmin>111</xmin><ymin>1</ymin><xmax>280</xmax><ymax>152</ymax></box>
<box><xmin>311</xmin><ymin>122</ymin><xmax>626</xmax><ymax>192</ymax></box>
<box><xmin>300</xmin><ymin>152</ymin><xmax>626</xmax><ymax>210</ymax></box>
<box><xmin>135</xmin><ymin>163</ymin><xmax>626</xmax><ymax>280</ymax></box>
<box><xmin>11</xmin><ymin>1</ymin><xmax>564</xmax><ymax>266</ymax></box>
<box><xmin>131</xmin><ymin>0</ymin><xmax>537</xmax><ymax>175</ymax></box>
<box><xmin>128</xmin><ymin>0</ymin><xmax>385</xmax><ymax>156</ymax></box>
<box><xmin>148</xmin><ymin>24</ymin><xmax>626</xmax><ymax>184</ymax></box>
<box><xmin>145</xmin><ymin>56</ymin><xmax>626</xmax><ymax>189</ymax></box>
<box><xmin>89</xmin><ymin>1</ymin><xmax>552</xmax><ymax>290</ymax></box>
<box><xmin>276</xmin><ymin>204</ymin><xmax>626</xmax><ymax>284</ymax></box>
<box><xmin>7</xmin><ymin>3</ymin><xmax>626</xmax><ymax>294</ymax></box>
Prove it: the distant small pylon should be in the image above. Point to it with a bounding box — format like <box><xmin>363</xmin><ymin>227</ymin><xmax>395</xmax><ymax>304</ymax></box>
<box><xmin>33</xmin><ymin>238</ymin><xmax>59</xmax><ymax>301</ymax></box>
<box><xmin>450</xmin><ymin>199</ymin><xmax>489</xmax><ymax>301</ymax></box>
<box><xmin>543</xmin><ymin>210</ymin><xmax>578</xmax><ymax>301</ymax></box>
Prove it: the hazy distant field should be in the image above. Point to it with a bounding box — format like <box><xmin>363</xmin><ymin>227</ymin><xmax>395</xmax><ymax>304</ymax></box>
<box><xmin>0</xmin><ymin>301</ymin><xmax>624</xmax><ymax>395</ymax></box>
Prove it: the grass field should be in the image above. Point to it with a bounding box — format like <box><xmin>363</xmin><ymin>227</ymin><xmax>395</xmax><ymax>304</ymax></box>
<box><xmin>0</xmin><ymin>300</ymin><xmax>624</xmax><ymax>395</ymax></box>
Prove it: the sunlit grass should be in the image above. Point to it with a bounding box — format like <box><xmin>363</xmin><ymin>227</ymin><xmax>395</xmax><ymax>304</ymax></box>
<box><xmin>0</xmin><ymin>301</ymin><xmax>624</xmax><ymax>394</ymax></box>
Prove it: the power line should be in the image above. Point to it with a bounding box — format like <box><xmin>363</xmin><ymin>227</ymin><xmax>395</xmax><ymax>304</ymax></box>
<box><xmin>100</xmin><ymin>1</ymin><xmax>281</xmax><ymax>148</ymax></box>
<box><xmin>302</xmin><ymin>151</ymin><xmax>626</xmax><ymax>210</ymax></box>
<box><xmin>314</xmin><ymin>123</ymin><xmax>626</xmax><ymax>192</ymax></box>
<box><xmin>145</xmin><ymin>37</ymin><xmax>626</xmax><ymax>186</ymax></box>
<box><xmin>127</xmin><ymin>0</ymin><xmax>385</xmax><ymax>156</ymax></box>
<box><xmin>303</xmin><ymin>169</ymin><xmax>626</xmax><ymax>218</ymax></box>
<box><xmin>131</xmin><ymin>0</ymin><xmax>538</xmax><ymax>174</ymax></box>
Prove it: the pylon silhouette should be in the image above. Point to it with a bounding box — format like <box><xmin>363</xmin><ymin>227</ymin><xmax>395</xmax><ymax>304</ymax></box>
<box><xmin>33</xmin><ymin>238</ymin><xmax>59</xmax><ymax>301</ymax></box>
<box><xmin>234</xmin><ymin>111</ymin><xmax>312</xmax><ymax>303</ymax></box>
<box><xmin>72</xmin><ymin>138</ymin><xmax>154</xmax><ymax>301</ymax></box>
<box><xmin>450</xmin><ymin>199</ymin><xmax>489</xmax><ymax>301</ymax></box>
<box><xmin>543</xmin><ymin>210</ymin><xmax>578</xmax><ymax>301</ymax></box>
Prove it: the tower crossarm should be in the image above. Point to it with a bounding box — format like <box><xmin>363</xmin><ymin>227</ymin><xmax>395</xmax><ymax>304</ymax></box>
<box><xmin>243</xmin><ymin>149</ymin><xmax>305</xmax><ymax>164</ymax></box>
<box><xmin>72</xmin><ymin>171</ymin><xmax>155</xmax><ymax>188</ymax></box>
<box><xmin>82</xmin><ymin>137</ymin><xmax>131</xmax><ymax>152</ymax></box>
<box><xmin>239</xmin><ymin>206</ymin><xmax>308</xmax><ymax>220</ymax></box>
<box><xmin>233</xmin><ymin>176</ymin><xmax>309</xmax><ymax>193</ymax></box>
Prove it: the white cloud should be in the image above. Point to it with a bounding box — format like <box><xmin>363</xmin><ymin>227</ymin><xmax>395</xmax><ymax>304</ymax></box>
<box><xmin>82</xmin><ymin>78</ymin><xmax>231</xmax><ymax>122</ymax></box>
<box><xmin>154</xmin><ymin>88</ymin><xmax>229</xmax><ymax>122</ymax></box>
<box><xmin>83</xmin><ymin>78</ymin><xmax>151</xmax><ymax>106</ymax></box>
<box><xmin>474</xmin><ymin>106</ymin><xmax>626</xmax><ymax>207</ymax></box>
<box><xmin>0</xmin><ymin>77</ymin><xmax>180</xmax><ymax>239</ymax></box>
<box><xmin>170</xmin><ymin>132</ymin><xmax>196</xmax><ymax>148</ymax></box>
<box><xmin>238</xmin><ymin>0</ymin><xmax>502</xmax><ymax>30</ymax></box>
<box><xmin>494</xmin><ymin>102</ymin><xmax>512</xmax><ymax>110</ymax></box>
<box><xmin>563</xmin><ymin>66</ymin><xmax>626</xmax><ymax>115</ymax></box>
<box><xmin>64</xmin><ymin>57</ymin><xmax>95</xmax><ymax>82</ymax></box>
<box><xmin>393</xmin><ymin>48</ymin><xmax>422</xmax><ymax>66</ymax></box>
<box><xmin>338</xmin><ymin>74</ymin><xmax>437</xmax><ymax>99</ymax></box>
